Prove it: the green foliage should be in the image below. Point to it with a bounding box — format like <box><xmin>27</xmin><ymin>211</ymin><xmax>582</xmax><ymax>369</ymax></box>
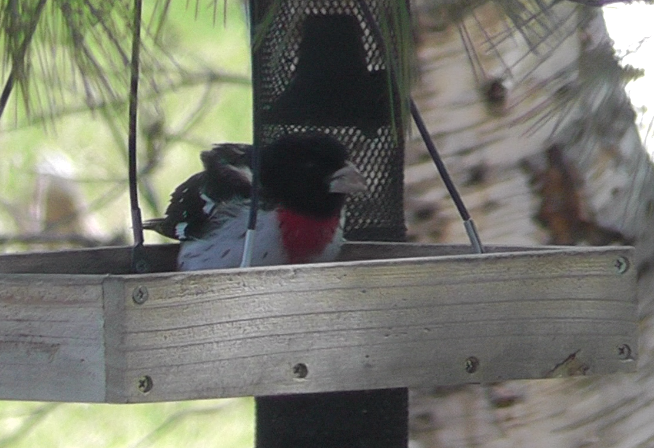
<box><xmin>0</xmin><ymin>0</ymin><xmax>252</xmax><ymax>247</ymax></box>
<box><xmin>0</xmin><ymin>1</ymin><xmax>416</xmax><ymax>445</ymax></box>
<box><xmin>0</xmin><ymin>2</ymin><xmax>255</xmax><ymax>446</ymax></box>
<box><xmin>0</xmin><ymin>399</ymin><xmax>254</xmax><ymax>448</ymax></box>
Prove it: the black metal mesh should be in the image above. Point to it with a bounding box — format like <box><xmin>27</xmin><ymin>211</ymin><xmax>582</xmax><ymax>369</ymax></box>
<box><xmin>251</xmin><ymin>0</ymin><xmax>406</xmax><ymax>241</ymax></box>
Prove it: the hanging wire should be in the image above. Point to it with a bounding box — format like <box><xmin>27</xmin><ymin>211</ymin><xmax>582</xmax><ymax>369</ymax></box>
<box><xmin>240</xmin><ymin>144</ymin><xmax>260</xmax><ymax>268</ymax></box>
<box><xmin>356</xmin><ymin>0</ymin><xmax>484</xmax><ymax>254</ymax></box>
<box><xmin>410</xmin><ymin>100</ymin><xmax>484</xmax><ymax>254</ymax></box>
<box><xmin>128</xmin><ymin>0</ymin><xmax>149</xmax><ymax>273</ymax></box>
<box><xmin>240</xmin><ymin>0</ymin><xmax>263</xmax><ymax>268</ymax></box>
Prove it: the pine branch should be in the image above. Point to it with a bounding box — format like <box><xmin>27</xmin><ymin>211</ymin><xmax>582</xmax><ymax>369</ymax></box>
<box><xmin>0</xmin><ymin>0</ymin><xmax>48</xmax><ymax>118</ymax></box>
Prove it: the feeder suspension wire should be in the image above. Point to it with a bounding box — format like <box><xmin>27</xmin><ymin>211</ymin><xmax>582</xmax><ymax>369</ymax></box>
<box><xmin>242</xmin><ymin>0</ymin><xmax>263</xmax><ymax>268</ymax></box>
<box><xmin>128</xmin><ymin>0</ymin><xmax>150</xmax><ymax>273</ymax></box>
<box><xmin>410</xmin><ymin>100</ymin><xmax>484</xmax><ymax>254</ymax></box>
<box><xmin>356</xmin><ymin>0</ymin><xmax>484</xmax><ymax>254</ymax></box>
<box><xmin>240</xmin><ymin>144</ymin><xmax>261</xmax><ymax>268</ymax></box>
<box><xmin>128</xmin><ymin>0</ymin><xmax>144</xmax><ymax>247</ymax></box>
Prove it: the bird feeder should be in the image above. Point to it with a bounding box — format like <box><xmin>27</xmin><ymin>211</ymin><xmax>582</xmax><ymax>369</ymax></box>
<box><xmin>0</xmin><ymin>241</ymin><xmax>637</xmax><ymax>399</ymax></box>
<box><xmin>0</xmin><ymin>1</ymin><xmax>637</xmax><ymax>447</ymax></box>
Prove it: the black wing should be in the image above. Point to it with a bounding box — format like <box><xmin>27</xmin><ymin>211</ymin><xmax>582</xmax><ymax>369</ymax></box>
<box><xmin>144</xmin><ymin>143</ymin><xmax>254</xmax><ymax>240</ymax></box>
<box><xmin>205</xmin><ymin>142</ymin><xmax>253</xmax><ymax>168</ymax></box>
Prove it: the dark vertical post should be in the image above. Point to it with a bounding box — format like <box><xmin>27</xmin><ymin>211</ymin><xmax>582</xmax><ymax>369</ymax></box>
<box><xmin>250</xmin><ymin>1</ymin><xmax>409</xmax><ymax>447</ymax></box>
<box><xmin>256</xmin><ymin>389</ymin><xmax>408</xmax><ymax>448</ymax></box>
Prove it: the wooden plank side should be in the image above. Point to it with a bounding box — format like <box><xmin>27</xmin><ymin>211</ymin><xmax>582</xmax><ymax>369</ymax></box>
<box><xmin>0</xmin><ymin>274</ymin><xmax>107</xmax><ymax>402</ymax></box>
<box><xmin>107</xmin><ymin>247</ymin><xmax>636</xmax><ymax>403</ymax></box>
<box><xmin>0</xmin><ymin>242</ymin><xmax>561</xmax><ymax>275</ymax></box>
<box><xmin>0</xmin><ymin>244</ymin><xmax>179</xmax><ymax>275</ymax></box>
<box><xmin>102</xmin><ymin>277</ymin><xmax>129</xmax><ymax>403</ymax></box>
<box><xmin>336</xmin><ymin>241</ymin><xmax>571</xmax><ymax>260</ymax></box>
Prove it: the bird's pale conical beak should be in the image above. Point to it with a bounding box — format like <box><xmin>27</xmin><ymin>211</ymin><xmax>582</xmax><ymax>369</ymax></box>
<box><xmin>329</xmin><ymin>162</ymin><xmax>367</xmax><ymax>194</ymax></box>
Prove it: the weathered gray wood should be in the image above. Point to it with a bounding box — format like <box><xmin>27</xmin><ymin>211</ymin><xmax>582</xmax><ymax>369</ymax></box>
<box><xmin>0</xmin><ymin>274</ymin><xmax>107</xmax><ymax>402</ymax></box>
<box><xmin>112</xmin><ymin>246</ymin><xmax>636</xmax><ymax>402</ymax></box>
<box><xmin>337</xmin><ymin>241</ymin><xmax>574</xmax><ymax>260</ymax></box>
<box><xmin>0</xmin><ymin>244</ymin><xmax>179</xmax><ymax>275</ymax></box>
<box><xmin>0</xmin><ymin>244</ymin><xmax>637</xmax><ymax>403</ymax></box>
<box><xmin>0</xmin><ymin>241</ymin><xmax>573</xmax><ymax>275</ymax></box>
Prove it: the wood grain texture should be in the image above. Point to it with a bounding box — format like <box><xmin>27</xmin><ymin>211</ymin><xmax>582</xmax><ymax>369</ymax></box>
<box><xmin>112</xmin><ymin>246</ymin><xmax>636</xmax><ymax>403</ymax></box>
<box><xmin>0</xmin><ymin>241</ymin><xmax>576</xmax><ymax>275</ymax></box>
<box><xmin>0</xmin><ymin>244</ymin><xmax>179</xmax><ymax>275</ymax></box>
<box><xmin>0</xmin><ymin>244</ymin><xmax>637</xmax><ymax>403</ymax></box>
<box><xmin>0</xmin><ymin>274</ymin><xmax>106</xmax><ymax>402</ymax></box>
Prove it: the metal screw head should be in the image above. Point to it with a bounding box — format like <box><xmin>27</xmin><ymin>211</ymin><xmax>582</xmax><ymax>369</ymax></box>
<box><xmin>292</xmin><ymin>363</ymin><xmax>308</xmax><ymax>379</ymax></box>
<box><xmin>617</xmin><ymin>344</ymin><xmax>632</xmax><ymax>360</ymax></box>
<box><xmin>134</xmin><ymin>259</ymin><xmax>149</xmax><ymax>274</ymax></box>
<box><xmin>465</xmin><ymin>356</ymin><xmax>480</xmax><ymax>374</ymax></box>
<box><xmin>132</xmin><ymin>286</ymin><xmax>149</xmax><ymax>305</ymax></box>
<box><xmin>138</xmin><ymin>375</ymin><xmax>153</xmax><ymax>394</ymax></box>
<box><xmin>614</xmin><ymin>257</ymin><xmax>629</xmax><ymax>274</ymax></box>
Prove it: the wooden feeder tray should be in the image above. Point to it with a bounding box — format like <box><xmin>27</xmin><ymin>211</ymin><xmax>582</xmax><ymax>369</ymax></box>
<box><xmin>0</xmin><ymin>242</ymin><xmax>636</xmax><ymax>403</ymax></box>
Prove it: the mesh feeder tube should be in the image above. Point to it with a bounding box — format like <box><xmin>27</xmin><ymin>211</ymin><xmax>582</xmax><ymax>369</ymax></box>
<box><xmin>250</xmin><ymin>1</ymin><xmax>409</xmax><ymax>447</ymax></box>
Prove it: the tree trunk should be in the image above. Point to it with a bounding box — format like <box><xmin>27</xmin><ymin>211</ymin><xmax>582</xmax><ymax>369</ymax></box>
<box><xmin>406</xmin><ymin>1</ymin><xmax>654</xmax><ymax>447</ymax></box>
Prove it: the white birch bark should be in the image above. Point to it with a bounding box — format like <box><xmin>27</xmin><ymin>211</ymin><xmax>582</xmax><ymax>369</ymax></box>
<box><xmin>407</xmin><ymin>2</ymin><xmax>654</xmax><ymax>447</ymax></box>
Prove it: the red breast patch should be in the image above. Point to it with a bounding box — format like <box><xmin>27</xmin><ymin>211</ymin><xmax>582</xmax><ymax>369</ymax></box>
<box><xmin>277</xmin><ymin>209</ymin><xmax>340</xmax><ymax>264</ymax></box>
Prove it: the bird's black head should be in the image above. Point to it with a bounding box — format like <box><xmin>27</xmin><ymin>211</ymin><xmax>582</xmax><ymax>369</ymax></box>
<box><xmin>260</xmin><ymin>133</ymin><xmax>365</xmax><ymax>219</ymax></box>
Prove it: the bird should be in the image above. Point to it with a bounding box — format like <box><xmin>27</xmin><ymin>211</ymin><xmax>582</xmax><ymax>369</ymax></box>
<box><xmin>144</xmin><ymin>133</ymin><xmax>367</xmax><ymax>271</ymax></box>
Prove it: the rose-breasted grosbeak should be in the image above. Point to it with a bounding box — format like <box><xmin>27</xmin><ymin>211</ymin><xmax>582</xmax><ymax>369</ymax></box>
<box><xmin>144</xmin><ymin>133</ymin><xmax>367</xmax><ymax>271</ymax></box>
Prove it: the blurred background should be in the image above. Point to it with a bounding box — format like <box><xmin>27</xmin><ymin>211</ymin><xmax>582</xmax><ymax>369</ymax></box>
<box><xmin>1</xmin><ymin>1</ymin><xmax>653</xmax><ymax>447</ymax></box>
<box><xmin>0</xmin><ymin>1</ymin><xmax>252</xmax><ymax>253</ymax></box>
<box><xmin>0</xmin><ymin>2</ymin><xmax>255</xmax><ymax>447</ymax></box>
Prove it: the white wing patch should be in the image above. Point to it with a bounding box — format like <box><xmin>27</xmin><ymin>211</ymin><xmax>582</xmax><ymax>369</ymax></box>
<box><xmin>174</xmin><ymin>222</ymin><xmax>189</xmax><ymax>239</ymax></box>
<box><xmin>200</xmin><ymin>192</ymin><xmax>215</xmax><ymax>215</ymax></box>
